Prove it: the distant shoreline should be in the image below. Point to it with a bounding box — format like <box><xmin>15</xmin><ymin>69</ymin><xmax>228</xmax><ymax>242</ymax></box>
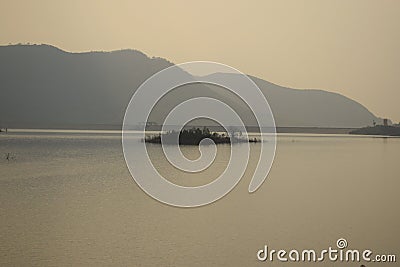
<box><xmin>350</xmin><ymin>125</ymin><xmax>400</xmax><ymax>137</ymax></box>
<box><xmin>1</xmin><ymin>125</ymin><xmax>357</xmax><ymax>134</ymax></box>
<box><xmin>3</xmin><ymin>128</ymin><xmax>400</xmax><ymax>139</ymax></box>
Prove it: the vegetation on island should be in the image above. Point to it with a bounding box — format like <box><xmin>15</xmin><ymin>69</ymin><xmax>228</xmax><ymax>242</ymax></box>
<box><xmin>145</xmin><ymin>127</ymin><xmax>258</xmax><ymax>145</ymax></box>
<box><xmin>350</xmin><ymin>125</ymin><xmax>400</xmax><ymax>136</ymax></box>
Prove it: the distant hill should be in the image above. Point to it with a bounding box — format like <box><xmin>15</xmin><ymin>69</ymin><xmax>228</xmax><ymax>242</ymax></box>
<box><xmin>0</xmin><ymin>44</ymin><xmax>385</xmax><ymax>129</ymax></box>
<box><xmin>207</xmin><ymin>73</ymin><xmax>385</xmax><ymax>128</ymax></box>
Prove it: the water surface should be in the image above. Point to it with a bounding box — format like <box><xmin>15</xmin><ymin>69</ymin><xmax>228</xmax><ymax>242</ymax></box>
<box><xmin>1</xmin><ymin>131</ymin><xmax>399</xmax><ymax>266</ymax></box>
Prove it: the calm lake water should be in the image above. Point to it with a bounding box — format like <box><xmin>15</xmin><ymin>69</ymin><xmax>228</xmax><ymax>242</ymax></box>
<box><xmin>0</xmin><ymin>130</ymin><xmax>399</xmax><ymax>266</ymax></box>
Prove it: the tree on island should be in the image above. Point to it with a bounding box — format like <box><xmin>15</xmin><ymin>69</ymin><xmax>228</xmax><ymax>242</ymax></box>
<box><xmin>145</xmin><ymin>127</ymin><xmax>257</xmax><ymax>145</ymax></box>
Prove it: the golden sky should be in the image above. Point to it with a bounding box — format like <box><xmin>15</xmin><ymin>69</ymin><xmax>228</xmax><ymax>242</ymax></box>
<box><xmin>1</xmin><ymin>0</ymin><xmax>399</xmax><ymax>122</ymax></box>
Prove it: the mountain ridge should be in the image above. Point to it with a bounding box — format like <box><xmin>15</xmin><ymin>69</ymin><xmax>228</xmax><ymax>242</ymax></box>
<box><xmin>0</xmin><ymin>44</ymin><xmax>385</xmax><ymax>129</ymax></box>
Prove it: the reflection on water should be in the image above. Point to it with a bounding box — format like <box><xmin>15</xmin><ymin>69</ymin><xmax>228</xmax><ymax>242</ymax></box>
<box><xmin>0</xmin><ymin>131</ymin><xmax>399</xmax><ymax>266</ymax></box>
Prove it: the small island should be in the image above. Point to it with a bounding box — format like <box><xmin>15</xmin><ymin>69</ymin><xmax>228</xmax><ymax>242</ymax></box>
<box><xmin>350</xmin><ymin>125</ymin><xmax>400</xmax><ymax>137</ymax></box>
<box><xmin>145</xmin><ymin>127</ymin><xmax>258</xmax><ymax>145</ymax></box>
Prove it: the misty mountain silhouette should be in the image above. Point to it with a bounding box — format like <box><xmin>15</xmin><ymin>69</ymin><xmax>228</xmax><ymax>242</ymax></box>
<box><xmin>0</xmin><ymin>44</ymin><xmax>383</xmax><ymax>129</ymax></box>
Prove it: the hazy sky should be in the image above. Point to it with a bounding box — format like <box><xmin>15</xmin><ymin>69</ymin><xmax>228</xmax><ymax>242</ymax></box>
<box><xmin>1</xmin><ymin>0</ymin><xmax>399</xmax><ymax>122</ymax></box>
